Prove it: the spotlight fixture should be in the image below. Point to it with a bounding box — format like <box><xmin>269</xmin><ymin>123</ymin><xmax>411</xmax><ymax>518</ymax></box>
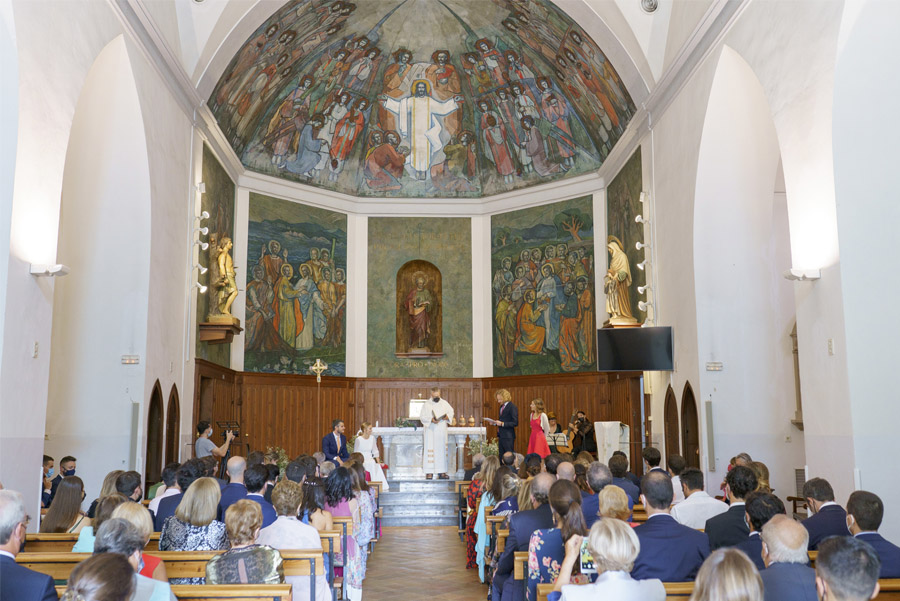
<box><xmin>641</xmin><ymin>0</ymin><xmax>659</xmax><ymax>14</ymax></box>
<box><xmin>195</xmin><ymin>240</ymin><xmax>209</xmax><ymax>251</ymax></box>
<box><xmin>194</xmin><ymin>226</ymin><xmax>209</xmax><ymax>236</ymax></box>
<box><xmin>783</xmin><ymin>268</ymin><xmax>821</xmax><ymax>281</ymax></box>
<box><xmin>636</xmin><ymin>259</ymin><xmax>649</xmax><ymax>271</ymax></box>
<box><xmin>196</xmin><ymin>182</ymin><xmax>206</xmax><ymax>194</ymax></box>
<box><xmin>194</xmin><ymin>264</ymin><xmax>208</xmax><ymax>275</ymax></box>
<box><xmin>635</xmin><ymin>215</ymin><xmax>648</xmax><ymax>224</ymax></box>
<box><xmin>195</xmin><ymin>211</ymin><xmax>210</xmax><ymax>221</ymax></box>
<box><xmin>29</xmin><ymin>263</ymin><xmax>71</xmax><ymax>277</ymax></box>
<box><xmin>639</xmin><ymin>192</ymin><xmax>647</xmax><ymax>203</ymax></box>
<box><xmin>636</xmin><ymin>241</ymin><xmax>650</xmax><ymax>251</ymax></box>
<box><xmin>195</xmin><ymin>282</ymin><xmax>208</xmax><ymax>293</ymax></box>
<box><xmin>638</xmin><ymin>284</ymin><xmax>651</xmax><ymax>295</ymax></box>
<box><xmin>638</xmin><ymin>300</ymin><xmax>652</xmax><ymax>312</ymax></box>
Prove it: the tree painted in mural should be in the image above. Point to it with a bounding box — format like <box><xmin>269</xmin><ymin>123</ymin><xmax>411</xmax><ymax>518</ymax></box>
<box><xmin>209</xmin><ymin>0</ymin><xmax>635</xmax><ymax>198</ymax></box>
<box><xmin>491</xmin><ymin>195</ymin><xmax>595</xmax><ymax>376</ymax></box>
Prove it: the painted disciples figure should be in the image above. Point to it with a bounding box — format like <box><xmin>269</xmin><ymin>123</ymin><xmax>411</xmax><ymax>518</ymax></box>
<box><xmin>260</xmin><ymin>239</ymin><xmax>288</xmax><ymax>285</ymax></box>
<box><xmin>380</xmin><ymin>48</ymin><xmax>413</xmax><ymax>132</ymax></box>
<box><xmin>495</xmin><ymin>285</ymin><xmax>517</xmax><ymax>369</ymax></box>
<box><xmin>604</xmin><ymin>236</ymin><xmax>637</xmax><ymax>325</ymax></box>
<box><xmin>318</xmin><ymin>266</ymin><xmax>337</xmax><ymax>344</ymax></box>
<box><xmin>274</xmin><ymin>264</ymin><xmax>304</xmax><ymax>347</ymax></box>
<box><xmin>540</xmin><ymin>91</ymin><xmax>576</xmax><ymax>169</ymax></box>
<box><xmin>482</xmin><ymin>115</ymin><xmax>516</xmax><ymax>184</ymax></box>
<box><xmin>285</xmin><ymin>114</ymin><xmax>327</xmax><ymax>178</ymax></box>
<box><xmin>521</xmin><ymin>116</ymin><xmax>560</xmax><ymax>177</ymax></box>
<box><xmin>246</xmin><ymin>265</ymin><xmax>290</xmax><ymax>352</ymax></box>
<box><xmin>344</xmin><ymin>47</ymin><xmax>380</xmax><ymax>92</ymax></box>
<box><xmin>379</xmin><ymin>80</ymin><xmax>461</xmax><ymax>181</ymax></box>
<box><xmin>577</xmin><ymin>277</ymin><xmax>596</xmax><ymax>365</ymax></box>
<box><xmin>364</xmin><ymin>131</ymin><xmax>408</xmax><ymax>191</ymax></box>
<box><xmin>492</xmin><ymin>256</ymin><xmax>514</xmax><ymax>293</ymax></box>
<box><xmin>294</xmin><ymin>264</ymin><xmax>327</xmax><ymax>350</ymax></box>
<box><xmin>558</xmin><ymin>281</ymin><xmax>582</xmax><ymax>371</ymax></box>
<box><xmin>419</xmin><ymin>387</ymin><xmax>454</xmax><ymax>480</ymax></box>
<box><xmin>425</xmin><ymin>50</ymin><xmax>462</xmax><ymax>135</ymax></box>
<box><xmin>406</xmin><ymin>272</ymin><xmax>435</xmax><ymax>349</ymax></box>
<box><xmin>302</xmin><ymin>247</ymin><xmax>324</xmax><ymax>284</ymax></box>
<box><xmin>430</xmin><ymin>131</ymin><xmax>477</xmax><ymax>193</ymax></box>
<box><xmin>516</xmin><ymin>289</ymin><xmax>546</xmax><ymax>354</ymax></box>
<box><xmin>328</xmin><ymin>97</ymin><xmax>368</xmax><ymax>181</ymax></box>
<box><xmin>323</xmin><ymin>267</ymin><xmax>346</xmax><ymax>348</ymax></box>
<box><xmin>462</xmin><ymin>52</ymin><xmax>493</xmax><ymax>95</ymax></box>
<box><xmin>536</xmin><ymin>263</ymin><xmax>562</xmax><ymax>350</ymax></box>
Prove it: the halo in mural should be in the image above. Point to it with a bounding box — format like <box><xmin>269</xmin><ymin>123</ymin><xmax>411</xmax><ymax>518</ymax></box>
<box><xmin>209</xmin><ymin>0</ymin><xmax>635</xmax><ymax>198</ymax></box>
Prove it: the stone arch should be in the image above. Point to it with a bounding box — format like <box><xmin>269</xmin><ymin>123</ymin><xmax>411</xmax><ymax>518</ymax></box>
<box><xmin>165</xmin><ymin>384</ymin><xmax>181</xmax><ymax>465</ymax></box>
<box><xmin>664</xmin><ymin>385</ymin><xmax>680</xmax><ymax>460</ymax></box>
<box><xmin>146</xmin><ymin>381</ymin><xmax>164</xmax><ymax>488</ymax></box>
<box><xmin>680</xmin><ymin>381</ymin><xmax>699</xmax><ymax>469</ymax></box>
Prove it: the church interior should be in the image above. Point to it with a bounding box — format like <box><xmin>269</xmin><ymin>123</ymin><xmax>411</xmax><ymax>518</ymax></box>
<box><xmin>1</xmin><ymin>0</ymin><xmax>899</xmax><ymax>598</ymax></box>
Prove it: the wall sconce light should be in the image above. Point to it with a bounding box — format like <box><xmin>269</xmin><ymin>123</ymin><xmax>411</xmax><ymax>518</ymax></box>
<box><xmin>30</xmin><ymin>264</ymin><xmax>71</xmax><ymax>277</ymax></box>
<box><xmin>195</xmin><ymin>282</ymin><xmax>207</xmax><ymax>293</ymax></box>
<box><xmin>194</xmin><ymin>226</ymin><xmax>209</xmax><ymax>236</ymax></box>
<box><xmin>783</xmin><ymin>268</ymin><xmax>821</xmax><ymax>281</ymax></box>
<box><xmin>638</xmin><ymin>284</ymin><xmax>651</xmax><ymax>295</ymax></box>
<box><xmin>635</xmin><ymin>215</ymin><xmax>648</xmax><ymax>224</ymax></box>
<box><xmin>636</xmin><ymin>259</ymin><xmax>649</xmax><ymax>271</ymax></box>
<box><xmin>636</xmin><ymin>241</ymin><xmax>650</xmax><ymax>251</ymax></box>
<box><xmin>638</xmin><ymin>300</ymin><xmax>652</xmax><ymax>312</ymax></box>
<box><xmin>194</xmin><ymin>240</ymin><xmax>209</xmax><ymax>251</ymax></box>
<box><xmin>194</xmin><ymin>264</ymin><xmax>208</xmax><ymax>275</ymax></box>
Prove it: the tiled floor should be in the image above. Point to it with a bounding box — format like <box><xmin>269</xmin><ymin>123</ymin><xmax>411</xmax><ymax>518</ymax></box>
<box><xmin>363</xmin><ymin>526</ymin><xmax>487</xmax><ymax>601</ymax></box>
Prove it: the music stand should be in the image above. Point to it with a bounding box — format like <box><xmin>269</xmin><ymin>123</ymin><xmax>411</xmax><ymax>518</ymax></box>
<box><xmin>215</xmin><ymin>421</ymin><xmax>243</xmax><ymax>479</ymax></box>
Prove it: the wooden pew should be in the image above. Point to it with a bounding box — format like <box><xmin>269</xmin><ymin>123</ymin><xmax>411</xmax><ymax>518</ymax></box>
<box><xmin>20</xmin><ymin>551</ymin><xmax>323</xmax><ymax>601</ymax></box>
<box><xmin>513</xmin><ymin>551</ymin><xmax>529</xmax><ymax>599</ymax></box>
<box><xmin>56</xmin><ymin>584</ymin><xmax>293</xmax><ymax>601</ymax></box>
<box><xmin>455</xmin><ymin>480</ymin><xmax>471</xmax><ymax>538</ymax></box>
<box><xmin>497</xmin><ymin>528</ymin><xmax>509</xmax><ymax>554</ymax></box>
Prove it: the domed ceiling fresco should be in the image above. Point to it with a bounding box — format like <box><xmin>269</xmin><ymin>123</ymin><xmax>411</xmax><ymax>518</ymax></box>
<box><xmin>209</xmin><ymin>0</ymin><xmax>635</xmax><ymax>198</ymax></box>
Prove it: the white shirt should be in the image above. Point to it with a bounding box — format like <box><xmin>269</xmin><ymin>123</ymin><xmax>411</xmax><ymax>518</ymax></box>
<box><xmin>148</xmin><ymin>487</ymin><xmax>180</xmax><ymax>516</ymax></box>
<box><xmin>670</xmin><ymin>490</ymin><xmax>729</xmax><ymax>529</ymax></box>
<box><xmin>0</xmin><ymin>550</ymin><xmax>15</xmax><ymax>560</ymax></box>
<box><xmin>671</xmin><ymin>475</ymin><xmax>685</xmax><ymax>504</ymax></box>
<box><xmin>560</xmin><ymin>570</ymin><xmax>665</xmax><ymax>601</ymax></box>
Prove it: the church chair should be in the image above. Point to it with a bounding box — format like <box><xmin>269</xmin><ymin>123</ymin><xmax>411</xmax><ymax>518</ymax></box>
<box><xmin>787</xmin><ymin>496</ymin><xmax>810</xmax><ymax>519</ymax></box>
<box><xmin>331</xmin><ymin>517</ymin><xmax>353</xmax><ymax>600</ymax></box>
<box><xmin>455</xmin><ymin>481</ymin><xmax>470</xmax><ymax>539</ymax></box>
<box><xmin>496</xmin><ymin>528</ymin><xmax>509</xmax><ymax>553</ymax></box>
<box><xmin>513</xmin><ymin>551</ymin><xmax>529</xmax><ymax>599</ymax></box>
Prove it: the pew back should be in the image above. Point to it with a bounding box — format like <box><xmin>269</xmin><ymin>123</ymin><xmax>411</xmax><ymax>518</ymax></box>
<box><xmin>55</xmin><ymin>584</ymin><xmax>294</xmax><ymax>601</ymax></box>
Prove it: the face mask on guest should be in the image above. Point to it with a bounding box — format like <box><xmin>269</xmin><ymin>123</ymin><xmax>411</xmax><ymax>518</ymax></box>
<box><xmin>63</xmin><ymin>469</ymin><xmax>76</xmax><ymax>477</ymax></box>
<box><xmin>433</xmin><ymin>396</ymin><xmax>440</xmax><ymax>402</ymax></box>
<box><xmin>46</xmin><ymin>468</ymin><xmax>54</xmax><ymax>477</ymax></box>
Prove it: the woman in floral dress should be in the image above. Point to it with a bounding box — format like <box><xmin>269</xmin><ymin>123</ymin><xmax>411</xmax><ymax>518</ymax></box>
<box><xmin>527</xmin><ymin>479</ymin><xmax>589</xmax><ymax>601</ymax></box>
<box><xmin>324</xmin><ymin>467</ymin><xmax>363</xmax><ymax>601</ymax></box>
<box><xmin>465</xmin><ymin>468</ymin><xmax>485</xmax><ymax>568</ymax></box>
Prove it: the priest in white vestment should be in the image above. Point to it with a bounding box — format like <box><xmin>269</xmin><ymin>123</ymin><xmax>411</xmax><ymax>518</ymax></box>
<box><xmin>379</xmin><ymin>80</ymin><xmax>461</xmax><ymax>180</ymax></box>
<box><xmin>419</xmin><ymin>386</ymin><xmax>454</xmax><ymax>479</ymax></box>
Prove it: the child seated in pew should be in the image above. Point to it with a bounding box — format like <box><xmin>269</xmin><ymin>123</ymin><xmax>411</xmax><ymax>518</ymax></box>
<box><xmin>206</xmin><ymin>500</ymin><xmax>284</xmax><ymax>586</ymax></box>
<box><xmin>259</xmin><ymin>480</ymin><xmax>330</xmax><ymax>601</ymax></box>
<box><xmin>72</xmin><ymin>494</ymin><xmax>128</xmax><ymax>552</ymax></box>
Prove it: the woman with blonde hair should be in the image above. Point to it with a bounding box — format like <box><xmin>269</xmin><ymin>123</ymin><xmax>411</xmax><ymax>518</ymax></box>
<box><xmin>41</xmin><ymin>476</ymin><xmax>90</xmax><ymax>533</ymax></box>
<box><xmin>598</xmin><ymin>485</ymin><xmax>636</xmax><ymax>526</ymax></box>
<box><xmin>473</xmin><ymin>455</ymin><xmax>501</xmax><ymax>581</ymax></box>
<box><xmin>353</xmin><ymin>421</ymin><xmax>389</xmax><ymax>490</ymax></box>
<box><xmin>111</xmin><ymin>501</ymin><xmax>168</xmax><ymax>582</ymax></box>
<box><xmin>552</xmin><ymin>518</ymin><xmax>665</xmax><ymax>600</ymax></box>
<box><xmin>750</xmin><ymin>461</ymin><xmax>771</xmax><ymax>493</ymax></box>
<box><xmin>206</xmin><ymin>499</ymin><xmax>284</xmax><ymax>585</ymax></box>
<box><xmin>87</xmin><ymin>470</ymin><xmax>124</xmax><ymax>518</ymax></box>
<box><xmin>526</xmin><ymin>398</ymin><xmax>551</xmax><ymax>458</ymax></box>
<box><xmin>689</xmin><ymin>548</ymin><xmax>763</xmax><ymax>601</ymax></box>
<box><xmin>159</xmin><ymin>477</ymin><xmax>227</xmax><ymax>584</ymax></box>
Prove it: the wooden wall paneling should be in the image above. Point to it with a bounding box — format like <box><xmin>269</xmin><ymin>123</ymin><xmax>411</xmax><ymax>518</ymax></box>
<box><xmin>193</xmin><ymin>360</ymin><xmax>240</xmax><ymax>459</ymax></box>
<box><xmin>607</xmin><ymin>373</ymin><xmax>644</xmax><ymax>474</ymax></box>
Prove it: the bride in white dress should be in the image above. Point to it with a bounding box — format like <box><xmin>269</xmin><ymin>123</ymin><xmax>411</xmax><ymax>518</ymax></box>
<box><xmin>353</xmin><ymin>422</ymin><xmax>389</xmax><ymax>491</ymax></box>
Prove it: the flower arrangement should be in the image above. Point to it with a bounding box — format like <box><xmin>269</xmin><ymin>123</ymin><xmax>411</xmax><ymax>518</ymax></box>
<box><xmin>467</xmin><ymin>437</ymin><xmax>499</xmax><ymax>457</ymax></box>
<box><xmin>265</xmin><ymin>446</ymin><xmax>290</xmax><ymax>476</ymax></box>
<box><xmin>394</xmin><ymin>417</ymin><xmax>417</xmax><ymax>429</ymax></box>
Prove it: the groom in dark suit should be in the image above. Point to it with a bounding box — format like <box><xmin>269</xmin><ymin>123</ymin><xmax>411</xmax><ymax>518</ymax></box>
<box><xmin>0</xmin><ymin>490</ymin><xmax>58</xmax><ymax>601</ymax></box>
<box><xmin>847</xmin><ymin>490</ymin><xmax>900</xmax><ymax>578</ymax></box>
<box><xmin>491</xmin><ymin>389</ymin><xmax>518</xmax><ymax>456</ymax></box>
<box><xmin>322</xmin><ymin>419</ymin><xmax>350</xmax><ymax>466</ymax></box>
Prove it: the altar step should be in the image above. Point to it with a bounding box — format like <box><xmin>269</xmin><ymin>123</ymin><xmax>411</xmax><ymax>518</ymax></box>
<box><xmin>378</xmin><ymin>479</ymin><xmax>460</xmax><ymax>527</ymax></box>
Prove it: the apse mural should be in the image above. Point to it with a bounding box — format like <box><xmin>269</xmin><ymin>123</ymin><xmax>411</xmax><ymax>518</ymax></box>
<box><xmin>209</xmin><ymin>0</ymin><xmax>635</xmax><ymax>198</ymax></box>
<box><xmin>245</xmin><ymin>193</ymin><xmax>348</xmax><ymax>375</ymax></box>
<box><xmin>491</xmin><ymin>195</ymin><xmax>595</xmax><ymax>375</ymax></box>
<box><xmin>605</xmin><ymin>148</ymin><xmax>645</xmax><ymax>322</ymax></box>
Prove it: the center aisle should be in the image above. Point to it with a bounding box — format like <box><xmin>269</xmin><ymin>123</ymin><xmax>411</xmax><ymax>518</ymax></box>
<box><xmin>363</xmin><ymin>526</ymin><xmax>487</xmax><ymax>601</ymax></box>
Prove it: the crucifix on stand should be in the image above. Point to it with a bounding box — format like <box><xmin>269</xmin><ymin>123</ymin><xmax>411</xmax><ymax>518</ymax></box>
<box><xmin>309</xmin><ymin>358</ymin><xmax>328</xmax><ymax>412</ymax></box>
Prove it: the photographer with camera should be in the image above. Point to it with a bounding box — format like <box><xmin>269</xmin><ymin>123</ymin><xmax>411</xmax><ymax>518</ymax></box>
<box><xmin>568</xmin><ymin>410</ymin><xmax>598</xmax><ymax>456</ymax></box>
<box><xmin>195</xmin><ymin>420</ymin><xmax>235</xmax><ymax>459</ymax></box>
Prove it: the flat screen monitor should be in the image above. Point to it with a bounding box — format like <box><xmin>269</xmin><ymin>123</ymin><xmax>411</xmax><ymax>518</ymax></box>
<box><xmin>596</xmin><ymin>326</ymin><xmax>674</xmax><ymax>372</ymax></box>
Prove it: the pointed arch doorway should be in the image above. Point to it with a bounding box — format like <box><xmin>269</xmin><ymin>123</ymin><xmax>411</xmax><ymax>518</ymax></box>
<box><xmin>145</xmin><ymin>382</ymin><xmax>164</xmax><ymax>490</ymax></box>
<box><xmin>664</xmin><ymin>385</ymin><xmax>680</xmax><ymax>460</ymax></box>
<box><xmin>681</xmin><ymin>383</ymin><xmax>700</xmax><ymax>468</ymax></box>
<box><xmin>165</xmin><ymin>385</ymin><xmax>180</xmax><ymax>465</ymax></box>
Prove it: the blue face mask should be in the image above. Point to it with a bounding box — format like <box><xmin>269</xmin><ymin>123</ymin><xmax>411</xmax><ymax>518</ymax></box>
<box><xmin>46</xmin><ymin>468</ymin><xmax>54</xmax><ymax>477</ymax></box>
<box><xmin>138</xmin><ymin>556</ymin><xmax>145</xmax><ymax>573</ymax></box>
<box><xmin>63</xmin><ymin>469</ymin><xmax>76</xmax><ymax>477</ymax></box>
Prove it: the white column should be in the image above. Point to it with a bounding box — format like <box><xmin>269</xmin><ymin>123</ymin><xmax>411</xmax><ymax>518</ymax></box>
<box><xmin>471</xmin><ymin>215</ymin><xmax>492</xmax><ymax>377</ymax></box>
<box><xmin>345</xmin><ymin>213</ymin><xmax>367</xmax><ymax>376</ymax></box>
<box><xmin>230</xmin><ymin>187</ymin><xmax>250</xmax><ymax>370</ymax></box>
<box><xmin>592</xmin><ymin>190</ymin><xmax>609</xmax><ymax>324</ymax></box>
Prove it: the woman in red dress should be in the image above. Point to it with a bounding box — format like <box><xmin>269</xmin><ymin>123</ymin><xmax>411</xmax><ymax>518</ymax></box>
<box><xmin>526</xmin><ymin>398</ymin><xmax>552</xmax><ymax>458</ymax></box>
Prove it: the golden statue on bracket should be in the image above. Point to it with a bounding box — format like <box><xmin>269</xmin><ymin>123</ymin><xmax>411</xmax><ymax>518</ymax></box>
<box><xmin>604</xmin><ymin>235</ymin><xmax>639</xmax><ymax>327</ymax></box>
<box><xmin>207</xmin><ymin>235</ymin><xmax>240</xmax><ymax>325</ymax></box>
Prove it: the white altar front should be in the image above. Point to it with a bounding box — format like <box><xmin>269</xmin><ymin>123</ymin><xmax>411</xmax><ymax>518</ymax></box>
<box><xmin>372</xmin><ymin>426</ymin><xmax>486</xmax><ymax>479</ymax></box>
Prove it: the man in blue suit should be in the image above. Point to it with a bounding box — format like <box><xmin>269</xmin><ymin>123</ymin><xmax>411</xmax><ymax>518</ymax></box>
<box><xmin>218</xmin><ymin>455</ymin><xmax>248</xmax><ymax>520</ymax></box>
<box><xmin>801</xmin><ymin>477</ymin><xmax>848</xmax><ymax>550</ymax></box>
<box><xmin>493</xmin><ymin>472</ymin><xmax>555</xmax><ymax>601</ymax></box>
<box><xmin>582</xmin><ymin>462</ymin><xmax>633</xmax><ymax>528</ymax></box>
<box><xmin>706</xmin><ymin>465</ymin><xmax>757</xmax><ymax>550</ymax></box>
<box><xmin>0</xmin><ymin>490</ymin><xmax>58</xmax><ymax>601</ymax></box>
<box><xmin>759</xmin><ymin>514</ymin><xmax>818</xmax><ymax>601</ymax></box>
<box><xmin>154</xmin><ymin>458</ymin><xmax>203</xmax><ymax>531</ymax></box>
<box><xmin>322</xmin><ymin>419</ymin><xmax>350</xmax><ymax>466</ymax></box>
<box><xmin>735</xmin><ymin>491</ymin><xmax>785</xmax><ymax>570</ymax></box>
<box><xmin>632</xmin><ymin>470</ymin><xmax>710</xmax><ymax>581</ymax></box>
<box><xmin>608</xmin><ymin>453</ymin><xmax>641</xmax><ymax>504</ymax></box>
<box><xmin>847</xmin><ymin>490</ymin><xmax>900</xmax><ymax>578</ymax></box>
<box><xmin>490</xmin><ymin>390</ymin><xmax>518</xmax><ymax>457</ymax></box>
<box><xmin>815</xmin><ymin>535</ymin><xmax>882</xmax><ymax>601</ymax></box>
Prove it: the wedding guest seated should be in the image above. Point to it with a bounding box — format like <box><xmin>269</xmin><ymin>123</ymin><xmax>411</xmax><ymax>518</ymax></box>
<box><xmin>154</xmin><ymin>459</ymin><xmax>203</xmax><ymax>531</ymax></box>
<box><xmin>528</xmin><ymin>480</ymin><xmax>589</xmax><ymax>601</ymax></box>
<box><xmin>312</xmin><ymin>452</ymin><xmax>326</xmax><ymax>466</ymax></box>
<box><xmin>49</xmin><ymin>455</ymin><xmax>76</xmax><ymax>505</ymax></box>
<box><xmin>556</xmin><ymin>462</ymin><xmax>576</xmax><ymax>482</ymax></box>
<box><xmin>206</xmin><ymin>499</ymin><xmax>285</xmax><ymax>586</ymax></box>
<box><xmin>552</xmin><ymin>518</ymin><xmax>665</xmax><ymax>600</ymax></box>
<box><xmin>642</xmin><ymin>447</ymin><xmax>664</xmax><ymax>474</ymax></box>
<box><xmin>465</xmin><ymin>453</ymin><xmax>484</xmax><ymax>481</ymax></box>
<box><xmin>760</xmin><ymin>515</ymin><xmax>817</xmax><ymax>601</ymax></box>
<box><xmin>581</xmin><ymin>462</ymin><xmax>613</xmax><ymax>528</ymax></box>
<box><xmin>690</xmin><ymin>548</ymin><xmax>763</xmax><ymax>601</ymax></box>
<box><xmin>93</xmin><ymin>518</ymin><xmax>176</xmax><ymax>601</ymax></box>
<box><xmin>671</xmin><ymin>468</ymin><xmax>729</xmax><ymax>529</ymax></box>
<box><xmin>40</xmin><ymin>476</ymin><xmax>90</xmax><ymax>534</ymax></box>
<box><xmin>735</xmin><ymin>492</ymin><xmax>785</xmax><ymax>570</ymax></box>
<box><xmin>612</xmin><ymin>450</ymin><xmax>642</xmax><ymax>492</ymax></box>
<box><xmin>668</xmin><ymin>454</ymin><xmax>687</xmax><ymax>504</ymax></box>
<box><xmin>815</xmin><ymin>535</ymin><xmax>882</xmax><ymax>601</ymax></box>
<box><xmin>259</xmin><ymin>480</ymin><xmax>330</xmax><ymax>601</ymax></box>
<box><xmin>115</xmin><ymin>471</ymin><xmax>144</xmax><ymax>504</ymax></box>
<box><xmin>474</xmin><ymin>456</ymin><xmax>502</xmax><ymax>582</ymax></box>
<box><xmin>87</xmin><ymin>470</ymin><xmax>123</xmax><ymax>518</ymax></box>
<box><xmin>598</xmin><ymin>485</ymin><xmax>637</xmax><ymax>526</ymax></box>
<box><xmin>574</xmin><ymin>464</ymin><xmax>591</xmax><ymax>493</ymax></box>
<box><xmin>0</xmin><ymin>490</ymin><xmax>58</xmax><ymax>601</ymax></box>
<box><xmin>632</xmin><ymin>470</ymin><xmax>710</xmax><ymax>581</ymax></box>
<box><xmin>493</xmin><ymin>472</ymin><xmax>521</xmax><ymax>517</ymax></box>
<box><xmin>751</xmin><ymin>461</ymin><xmax>772</xmax><ymax>494</ymax></box>
<box><xmin>706</xmin><ymin>465</ymin><xmax>757</xmax><ymax>550</ymax></box>
<box><xmin>264</xmin><ymin>464</ymin><xmax>279</xmax><ymax>503</ymax></box>
<box><xmin>247</xmin><ymin>451</ymin><xmax>265</xmax><ymax>466</ymax></box>
<box><xmin>544</xmin><ymin>454</ymin><xmax>563</xmax><ymax>476</ymax></box>
<box><xmin>846</xmin><ymin>490</ymin><xmax>900</xmax><ymax>577</ymax></box>
<box><xmin>608</xmin><ymin>454</ymin><xmax>640</xmax><ymax>504</ymax></box>
<box><xmin>159</xmin><ymin>477</ymin><xmax>228</xmax><ymax>584</ymax></box>
<box><xmin>320</xmin><ymin>462</ymin><xmax>336</xmax><ymax>478</ymax></box>
<box><xmin>324</xmin><ymin>467</ymin><xmax>364</xmax><ymax>601</ymax></box>
<box><xmin>518</xmin><ymin>454</ymin><xmax>542</xmax><ymax>480</ymax></box>
<box><xmin>148</xmin><ymin>464</ymin><xmax>179</xmax><ymax>517</ymax></box>
<box><xmin>112</xmin><ymin>502</ymin><xmax>168</xmax><ymax>582</ymax></box>
<box><xmin>801</xmin><ymin>477</ymin><xmax>848</xmax><ymax>550</ymax></box>
<box><xmin>63</xmin><ymin>553</ymin><xmax>134</xmax><ymax>601</ymax></box>
<box><xmin>245</xmin><ymin>464</ymin><xmax>277</xmax><ymax>527</ymax></box>
<box><xmin>72</xmin><ymin>494</ymin><xmax>127</xmax><ymax>552</ymax></box>
<box><xmin>300</xmin><ymin>477</ymin><xmax>334</xmax><ymax>532</ymax></box>
<box><xmin>218</xmin><ymin>456</ymin><xmax>247</xmax><ymax>519</ymax></box>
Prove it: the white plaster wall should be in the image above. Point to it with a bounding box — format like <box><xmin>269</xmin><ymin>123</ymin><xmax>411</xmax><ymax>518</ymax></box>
<box><xmin>693</xmin><ymin>46</ymin><xmax>805</xmax><ymax>496</ymax></box>
<box><xmin>833</xmin><ymin>0</ymin><xmax>900</xmax><ymax>541</ymax></box>
<box><xmin>0</xmin><ymin>0</ymin><xmax>16</xmax><ymax>409</ymax></box>
<box><xmin>45</xmin><ymin>36</ymin><xmax>151</xmax><ymax>507</ymax></box>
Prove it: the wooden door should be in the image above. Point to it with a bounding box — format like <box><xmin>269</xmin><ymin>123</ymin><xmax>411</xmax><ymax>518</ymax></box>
<box><xmin>145</xmin><ymin>382</ymin><xmax>164</xmax><ymax>490</ymax></box>
<box><xmin>664</xmin><ymin>385</ymin><xmax>680</xmax><ymax>460</ymax></box>
<box><xmin>193</xmin><ymin>360</ymin><xmax>241</xmax><ymax>458</ymax></box>
<box><xmin>165</xmin><ymin>385</ymin><xmax>180</xmax><ymax>464</ymax></box>
<box><xmin>681</xmin><ymin>382</ymin><xmax>700</xmax><ymax>468</ymax></box>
